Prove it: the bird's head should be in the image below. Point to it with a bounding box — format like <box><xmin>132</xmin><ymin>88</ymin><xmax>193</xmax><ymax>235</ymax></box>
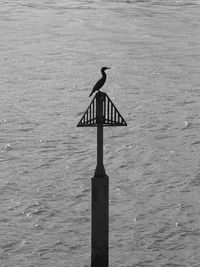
<box><xmin>101</xmin><ymin>67</ymin><xmax>111</xmax><ymax>72</ymax></box>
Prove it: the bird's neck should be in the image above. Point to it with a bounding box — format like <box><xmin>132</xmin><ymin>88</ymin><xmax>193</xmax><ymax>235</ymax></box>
<box><xmin>101</xmin><ymin>69</ymin><xmax>106</xmax><ymax>78</ymax></box>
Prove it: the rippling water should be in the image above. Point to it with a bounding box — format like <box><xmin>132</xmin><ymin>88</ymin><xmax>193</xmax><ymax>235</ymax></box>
<box><xmin>1</xmin><ymin>0</ymin><xmax>200</xmax><ymax>266</ymax></box>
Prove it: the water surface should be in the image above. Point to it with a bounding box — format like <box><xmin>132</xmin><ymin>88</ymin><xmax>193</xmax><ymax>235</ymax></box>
<box><xmin>1</xmin><ymin>0</ymin><xmax>200</xmax><ymax>266</ymax></box>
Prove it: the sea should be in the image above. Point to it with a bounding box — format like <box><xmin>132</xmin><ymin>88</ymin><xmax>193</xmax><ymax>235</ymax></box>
<box><xmin>1</xmin><ymin>0</ymin><xmax>200</xmax><ymax>266</ymax></box>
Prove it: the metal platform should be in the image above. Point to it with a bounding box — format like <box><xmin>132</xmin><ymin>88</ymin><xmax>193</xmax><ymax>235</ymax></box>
<box><xmin>77</xmin><ymin>91</ymin><xmax>127</xmax><ymax>127</ymax></box>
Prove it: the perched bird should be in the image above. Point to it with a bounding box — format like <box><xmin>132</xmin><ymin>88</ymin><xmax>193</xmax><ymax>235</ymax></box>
<box><xmin>89</xmin><ymin>67</ymin><xmax>110</xmax><ymax>97</ymax></box>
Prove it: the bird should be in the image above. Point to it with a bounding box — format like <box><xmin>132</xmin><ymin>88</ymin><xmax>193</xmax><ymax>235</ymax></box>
<box><xmin>89</xmin><ymin>67</ymin><xmax>110</xmax><ymax>97</ymax></box>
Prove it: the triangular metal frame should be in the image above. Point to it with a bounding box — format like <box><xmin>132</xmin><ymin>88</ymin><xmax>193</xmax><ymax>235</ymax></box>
<box><xmin>77</xmin><ymin>92</ymin><xmax>127</xmax><ymax>127</ymax></box>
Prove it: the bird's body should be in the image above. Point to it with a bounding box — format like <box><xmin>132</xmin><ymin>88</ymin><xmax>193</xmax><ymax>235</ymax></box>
<box><xmin>89</xmin><ymin>67</ymin><xmax>110</xmax><ymax>97</ymax></box>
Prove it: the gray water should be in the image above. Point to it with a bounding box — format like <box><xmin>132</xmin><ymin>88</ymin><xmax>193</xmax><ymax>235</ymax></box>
<box><xmin>1</xmin><ymin>0</ymin><xmax>200</xmax><ymax>266</ymax></box>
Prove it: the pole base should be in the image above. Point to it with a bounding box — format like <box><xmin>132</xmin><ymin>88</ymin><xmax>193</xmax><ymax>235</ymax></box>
<box><xmin>91</xmin><ymin>175</ymin><xmax>109</xmax><ymax>267</ymax></box>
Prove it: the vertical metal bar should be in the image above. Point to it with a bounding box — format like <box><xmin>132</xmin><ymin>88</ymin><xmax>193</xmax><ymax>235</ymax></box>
<box><xmin>95</xmin><ymin>92</ymin><xmax>105</xmax><ymax>175</ymax></box>
<box><xmin>89</xmin><ymin>105</ymin><xmax>91</xmax><ymax>125</ymax></box>
<box><xmin>93</xmin><ymin>98</ymin><xmax>95</xmax><ymax>124</ymax></box>
<box><xmin>92</xmin><ymin>91</ymin><xmax>108</xmax><ymax>267</ymax></box>
<box><xmin>107</xmin><ymin>98</ymin><xmax>110</xmax><ymax>123</ymax></box>
<box><xmin>96</xmin><ymin>124</ymin><xmax>104</xmax><ymax>174</ymax></box>
<box><xmin>87</xmin><ymin>107</ymin><xmax>88</xmax><ymax>125</ymax></box>
<box><xmin>105</xmin><ymin>95</ymin><xmax>107</xmax><ymax>117</ymax></box>
<box><xmin>103</xmin><ymin>95</ymin><xmax>106</xmax><ymax>124</ymax></box>
<box><xmin>91</xmin><ymin>175</ymin><xmax>109</xmax><ymax>267</ymax></box>
<box><xmin>111</xmin><ymin>104</ymin><xmax>113</xmax><ymax>123</ymax></box>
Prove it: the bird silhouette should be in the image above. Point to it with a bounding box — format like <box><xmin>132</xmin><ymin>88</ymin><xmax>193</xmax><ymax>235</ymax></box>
<box><xmin>89</xmin><ymin>67</ymin><xmax>110</xmax><ymax>97</ymax></box>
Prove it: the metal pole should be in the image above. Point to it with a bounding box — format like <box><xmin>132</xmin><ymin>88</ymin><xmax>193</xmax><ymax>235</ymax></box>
<box><xmin>95</xmin><ymin>92</ymin><xmax>106</xmax><ymax>177</ymax></box>
<box><xmin>94</xmin><ymin>124</ymin><xmax>106</xmax><ymax>177</ymax></box>
<box><xmin>91</xmin><ymin>92</ymin><xmax>109</xmax><ymax>267</ymax></box>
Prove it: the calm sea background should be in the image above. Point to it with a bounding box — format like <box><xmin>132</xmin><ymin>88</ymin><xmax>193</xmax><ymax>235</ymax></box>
<box><xmin>1</xmin><ymin>0</ymin><xmax>200</xmax><ymax>266</ymax></box>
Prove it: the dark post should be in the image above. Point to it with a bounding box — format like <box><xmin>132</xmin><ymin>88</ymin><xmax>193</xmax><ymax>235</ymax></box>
<box><xmin>91</xmin><ymin>92</ymin><xmax>109</xmax><ymax>267</ymax></box>
<box><xmin>77</xmin><ymin>90</ymin><xmax>127</xmax><ymax>267</ymax></box>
